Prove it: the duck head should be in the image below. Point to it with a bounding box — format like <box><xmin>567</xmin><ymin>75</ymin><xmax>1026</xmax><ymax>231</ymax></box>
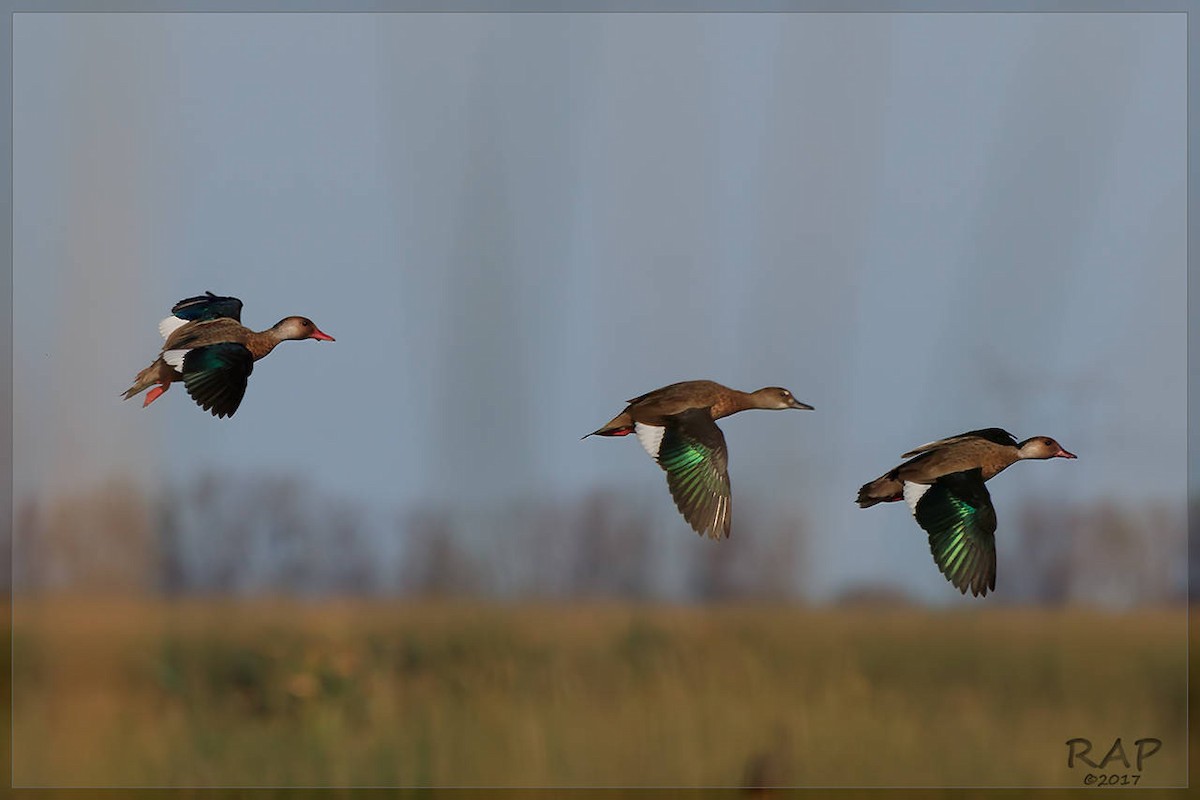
<box><xmin>750</xmin><ymin>387</ymin><xmax>814</xmax><ymax>411</ymax></box>
<box><xmin>272</xmin><ymin>316</ymin><xmax>335</xmax><ymax>342</ymax></box>
<box><xmin>1018</xmin><ymin>436</ymin><xmax>1076</xmax><ymax>460</ymax></box>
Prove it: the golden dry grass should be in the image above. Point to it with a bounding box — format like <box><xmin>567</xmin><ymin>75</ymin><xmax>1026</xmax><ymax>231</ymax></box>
<box><xmin>7</xmin><ymin>598</ymin><xmax>1189</xmax><ymax>791</ymax></box>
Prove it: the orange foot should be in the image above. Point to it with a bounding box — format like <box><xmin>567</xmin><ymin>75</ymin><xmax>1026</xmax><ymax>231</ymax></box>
<box><xmin>143</xmin><ymin>383</ymin><xmax>169</xmax><ymax>407</ymax></box>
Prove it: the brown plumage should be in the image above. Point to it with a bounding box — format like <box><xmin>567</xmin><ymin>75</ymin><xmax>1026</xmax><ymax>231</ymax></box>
<box><xmin>855</xmin><ymin>428</ymin><xmax>1073</xmax><ymax>508</ymax></box>
<box><xmin>586</xmin><ymin>380</ymin><xmax>813</xmax><ymax>436</ymax></box>
<box><xmin>122</xmin><ymin>292</ymin><xmax>334</xmax><ymax>418</ymax></box>
<box><xmin>856</xmin><ymin>428</ymin><xmax>1076</xmax><ymax>597</ymax></box>
<box><xmin>585</xmin><ymin>380</ymin><xmax>813</xmax><ymax>539</ymax></box>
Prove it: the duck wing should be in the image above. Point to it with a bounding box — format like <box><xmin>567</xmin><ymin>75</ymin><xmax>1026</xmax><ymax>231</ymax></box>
<box><xmin>905</xmin><ymin>468</ymin><xmax>997</xmax><ymax>597</ymax></box>
<box><xmin>624</xmin><ymin>381</ymin><xmax>723</xmax><ymax>415</ymax></box>
<box><xmin>901</xmin><ymin>428</ymin><xmax>1018</xmax><ymax>458</ymax></box>
<box><xmin>635</xmin><ymin>408</ymin><xmax>732</xmax><ymax>540</ymax></box>
<box><xmin>159</xmin><ymin>292</ymin><xmax>244</xmax><ymax>339</ymax></box>
<box><xmin>177</xmin><ymin>342</ymin><xmax>255</xmax><ymax>418</ymax></box>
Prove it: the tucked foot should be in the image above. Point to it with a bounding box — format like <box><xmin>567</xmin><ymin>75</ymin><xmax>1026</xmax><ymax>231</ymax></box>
<box><xmin>143</xmin><ymin>383</ymin><xmax>169</xmax><ymax>407</ymax></box>
<box><xmin>601</xmin><ymin>427</ymin><xmax>634</xmax><ymax>437</ymax></box>
<box><xmin>582</xmin><ymin>426</ymin><xmax>635</xmax><ymax>439</ymax></box>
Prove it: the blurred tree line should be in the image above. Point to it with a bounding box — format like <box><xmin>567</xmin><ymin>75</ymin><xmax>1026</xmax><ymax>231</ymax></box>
<box><xmin>10</xmin><ymin>472</ymin><xmax>805</xmax><ymax>602</ymax></box>
<box><xmin>8</xmin><ymin>472</ymin><xmax>1188</xmax><ymax>605</ymax></box>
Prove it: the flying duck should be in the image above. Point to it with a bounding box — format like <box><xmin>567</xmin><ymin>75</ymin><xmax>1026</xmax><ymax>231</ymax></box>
<box><xmin>122</xmin><ymin>292</ymin><xmax>334</xmax><ymax>418</ymax></box>
<box><xmin>585</xmin><ymin>380</ymin><xmax>813</xmax><ymax>539</ymax></box>
<box><xmin>856</xmin><ymin>428</ymin><xmax>1076</xmax><ymax>596</ymax></box>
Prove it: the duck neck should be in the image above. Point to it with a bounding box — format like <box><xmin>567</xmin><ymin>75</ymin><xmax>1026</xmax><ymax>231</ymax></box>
<box><xmin>244</xmin><ymin>329</ymin><xmax>283</xmax><ymax>361</ymax></box>
<box><xmin>711</xmin><ymin>390</ymin><xmax>756</xmax><ymax>419</ymax></box>
<box><xmin>982</xmin><ymin>447</ymin><xmax>1023</xmax><ymax>480</ymax></box>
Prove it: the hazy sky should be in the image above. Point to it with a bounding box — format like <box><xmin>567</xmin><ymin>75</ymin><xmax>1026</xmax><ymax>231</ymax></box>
<box><xmin>12</xmin><ymin>12</ymin><xmax>1186</xmax><ymax>600</ymax></box>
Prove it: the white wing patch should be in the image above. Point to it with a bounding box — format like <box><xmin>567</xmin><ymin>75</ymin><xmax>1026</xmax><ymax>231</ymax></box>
<box><xmin>634</xmin><ymin>423</ymin><xmax>665</xmax><ymax>460</ymax></box>
<box><xmin>162</xmin><ymin>349</ymin><xmax>190</xmax><ymax>374</ymax></box>
<box><xmin>903</xmin><ymin>482</ymin><xmax>932</xmax><ymax>515</ymax></box>
<box><xmin>158</xmin><ymin>315</ymin><xmax>188</xmax><ymax>340</ymax></box>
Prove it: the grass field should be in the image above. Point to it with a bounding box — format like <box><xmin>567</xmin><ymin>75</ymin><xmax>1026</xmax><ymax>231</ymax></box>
<box><xmin>7</xmin><ymin>598</ymin><xmax>1190</xmax><ymax>791</ymax></box>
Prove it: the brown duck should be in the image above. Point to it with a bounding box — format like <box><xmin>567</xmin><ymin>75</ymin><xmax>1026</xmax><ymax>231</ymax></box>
<box><xmin>122</xmin><ymin>292</ymin><xmax>334</xmax><ymax>418</ymax></box>
<box><xmin>857</xmin><ymin>428</ymin><xmax>1076</xmax><ymax>596</ymax></box>
<box><xmin>585</xmin><ymin>380</ymin><xmax>813</xmax><ymax>539</ymax></box>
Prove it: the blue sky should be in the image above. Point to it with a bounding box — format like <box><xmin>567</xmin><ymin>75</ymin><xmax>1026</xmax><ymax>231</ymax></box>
<box><xmin>12</xmin><ymin>12</ymin><xmax>1186</xmax><ymax>600</ymax></box>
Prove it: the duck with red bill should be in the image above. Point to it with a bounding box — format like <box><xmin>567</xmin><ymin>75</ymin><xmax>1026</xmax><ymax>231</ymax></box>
<box><xmin>122</xmin><ymin>291</ymin><xmax>335</xmax><ymax>418</ymax></box>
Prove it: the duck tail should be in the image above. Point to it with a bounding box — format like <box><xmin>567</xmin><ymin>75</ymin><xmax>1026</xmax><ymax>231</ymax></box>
<box><xmin>122</xmin><ymin>360</ymin><xmax>169</xmax><ymax>401</ymax></box>
<box><xmin>856</xmin><ymin>471</ymin><xmax>903</xmax><ymax>508</ymax></box>
<box><xmin>582</xmin><ymin>412</ymin><xmax>635</xmax><ymax>439</ymax></box>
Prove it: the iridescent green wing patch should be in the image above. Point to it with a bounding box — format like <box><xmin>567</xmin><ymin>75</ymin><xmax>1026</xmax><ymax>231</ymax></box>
<box><xmin>914</xmin><ymin>468</ymin><xmax>998</xmax><ymax>597</ymax></box>
<box><xmin>182</xmin><ymin>343</ymin><xmax>255</xmax><ymax>418</ymax></box>
<box><xmin>656</xmin><ymin>409</ymin><xmax>731</xmax><ymax>540</ymax></box>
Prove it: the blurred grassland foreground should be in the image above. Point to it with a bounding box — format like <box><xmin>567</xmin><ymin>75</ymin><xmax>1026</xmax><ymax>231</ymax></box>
<box><xmin>8</xmin><ymin>599</ymin><xmax>1188</xmax><ymax>787</ymax></box>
